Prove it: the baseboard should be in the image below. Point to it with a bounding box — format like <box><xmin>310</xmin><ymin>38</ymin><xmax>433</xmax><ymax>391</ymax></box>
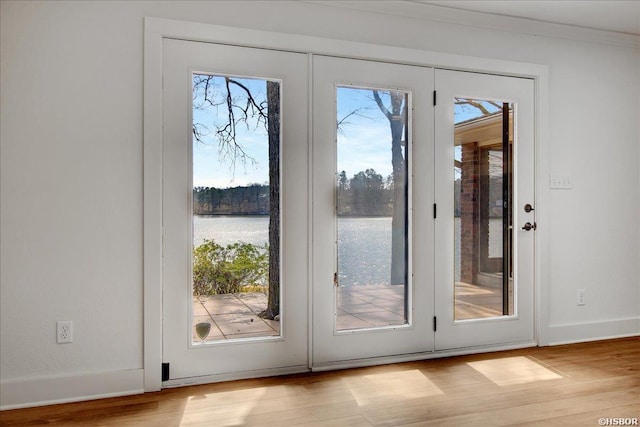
<box><xmin>0</xmin><ymin>369</ymin><xmax>144</xmax><ymax>410</ymax></box>
<box><xmin>547</xmin><ymin>317</ymin><xmax>640</xmax><ymax>346</ymax></box>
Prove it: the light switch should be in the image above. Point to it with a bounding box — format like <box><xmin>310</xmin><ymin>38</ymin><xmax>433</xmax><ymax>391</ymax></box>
<box><xmin>550</xmin><ymin>173</ymin><xmax>572</xmax><ymax>189</ymax></box>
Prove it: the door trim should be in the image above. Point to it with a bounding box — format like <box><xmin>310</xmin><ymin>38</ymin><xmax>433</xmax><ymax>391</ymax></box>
<box><xmin>144</xmin><ymin>17</ymin><xmax>550</xmax><ymax>392</ymax></box>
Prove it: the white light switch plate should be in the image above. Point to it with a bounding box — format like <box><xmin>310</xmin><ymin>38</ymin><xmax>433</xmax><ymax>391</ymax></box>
<box><xmin>550</xmin><ymin>173</ymin><xmax>572</xmax><ymax>189</ymax></box>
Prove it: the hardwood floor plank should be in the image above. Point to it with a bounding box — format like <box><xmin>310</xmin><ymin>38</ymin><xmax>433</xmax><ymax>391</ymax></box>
<box><xmin>361</xmin><ymin>376</ymin><xmax>639</xmax><ymax>426</ymax></box>
<box><xmin>293</xmin><ymin>415</ymin><xmax>373</xmax><ymax>427</ymax></box>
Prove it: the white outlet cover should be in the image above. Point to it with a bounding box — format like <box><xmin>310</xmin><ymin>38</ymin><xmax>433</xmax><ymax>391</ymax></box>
<box><xmin>57</xmin><ymin>320</ymin><xmax>73</xmax><ymax>343</ymax></box>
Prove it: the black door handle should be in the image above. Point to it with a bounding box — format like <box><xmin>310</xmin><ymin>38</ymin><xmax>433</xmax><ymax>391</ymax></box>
<box><xmin>522</xmin><ymin>222</ymin><xmax>537</xmax><ymax>231</ymax></box>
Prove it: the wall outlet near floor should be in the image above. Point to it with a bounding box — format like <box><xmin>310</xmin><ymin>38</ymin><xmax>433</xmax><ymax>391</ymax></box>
<box><xmin>57</xmin><ymin>320</ymin><xmax>73</xmax><ymax>343</ymax></box>
<box><xmin>577</xmin><ymin>289</ymin><xmax>586</xmax><ymax>306</ymax></box>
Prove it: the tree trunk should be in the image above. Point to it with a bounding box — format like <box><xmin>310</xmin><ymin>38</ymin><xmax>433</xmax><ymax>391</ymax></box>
<box><xmin>389</xmin><ymin>94</ymin><xmax>406</xmax><ymax>286</ymax></box>
<box><xmin>389</xmin><ymin>120</ymin><xmax>406</xmax><ymax>286</ymax></box>
<box><xmin>372</xmin><ymin>90</ymin><xmax>407</xmax><ymax>286</ymax></box>
<box><xmin>264</xmin><ymin>81</ymin><xmax>280</xmax><ymax>319</ymax></box>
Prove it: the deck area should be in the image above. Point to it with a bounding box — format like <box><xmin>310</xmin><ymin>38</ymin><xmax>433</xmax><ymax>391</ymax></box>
<box><xmin>193</xmin><ymin>281</ymin><xmax>513</xmax><ymax>341</ymax></box>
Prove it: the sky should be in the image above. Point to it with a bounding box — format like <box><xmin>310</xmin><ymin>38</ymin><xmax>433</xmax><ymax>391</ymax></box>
<box><xmin>192</xmin><ymin>75</ymin><xmax>270</xmax><ymax>188</ymax></box>
<box><xmin>192</xmin><ymin>74</ymin><xmax>501</xmax><ymax>188</ymax></box>
<box><xmin>336</xmin><ymin>87</ymin><xmax>396</xmax><ymax>181</ymax></box>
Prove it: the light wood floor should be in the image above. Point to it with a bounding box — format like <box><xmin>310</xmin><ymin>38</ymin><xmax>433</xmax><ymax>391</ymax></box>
<box><xmin>2</xmin><ymin>337</ymin><xmax>638</xmax><ymax>426</ymax></box>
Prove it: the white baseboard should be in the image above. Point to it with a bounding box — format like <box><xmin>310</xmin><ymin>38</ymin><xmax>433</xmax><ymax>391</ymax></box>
<box><xmin>547</xmin><ymin>317</ymin><xmax>640</xmax><ymax>346</ymax></box>
<box><xmin>0</xmin><ymin>369</ymin><xmax>144</xmax><ymax>410</ymax></box>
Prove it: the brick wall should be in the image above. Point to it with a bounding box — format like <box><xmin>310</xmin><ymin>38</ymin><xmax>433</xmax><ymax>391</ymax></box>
<box><xmin>460</xmin><ymin>142</ymin><xmax>479</xmax><ymax>283</ymax></box>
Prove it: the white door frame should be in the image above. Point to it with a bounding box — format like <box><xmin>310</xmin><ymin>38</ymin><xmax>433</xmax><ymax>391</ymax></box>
<box><xmin>144</xmin><ymin>16</ymin><xmax>550</xmax><ymax>392</ymax></box>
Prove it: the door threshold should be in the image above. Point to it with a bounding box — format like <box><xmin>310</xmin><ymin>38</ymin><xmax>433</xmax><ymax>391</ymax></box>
<box><xmin>311</xmin><ymin>340</ymin><xmax>537</xmax><ymax>372</ymax></box>
<box><xmin>161</xmin><ymin>341</ymin><xmax>537</xmax><ymax>388</ymax></box>
<box><xmin>162</xmin><ymin>364</ymin><xmax>309</xmax><ymax>389</ymax></box>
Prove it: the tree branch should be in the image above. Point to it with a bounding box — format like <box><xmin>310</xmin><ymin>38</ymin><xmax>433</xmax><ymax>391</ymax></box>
<box><xmin>337</xmin><ymin>106</ymin><xmax>375</xmax><ymax>131</ymax></box>
<box><xmin>455</xmin><ymin>98</ymin><xmax>502</xmax><ymax>115</ymax></box>
<box><xmin>373</xmin><ymin>90</ymin><xmax>393</xmax><ymax>120</ymax></box>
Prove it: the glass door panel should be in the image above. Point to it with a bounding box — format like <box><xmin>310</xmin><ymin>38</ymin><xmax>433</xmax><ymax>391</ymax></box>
<box><xmin>453</xmin><ymin>99</ymin><xmax>514</xmax><ymax>321</ymax></box>
<box><xmin>434</xmin><ymin>69</ymin><xmax>535</xmax><ymax>351</ymax></box>
<box><xmin>336</xmin><ymin>86</ymin><xmax>409</xmax><ymax>331</ymax></box>
<box><xmin>191</xmin><ymin>74</ymin><xmax>280</xmax><ymax>343</ymax></box>
<box><xmin>312</xmin><ymin>55</ymin><xmax>434</xmax><ymax>367</ymax></box>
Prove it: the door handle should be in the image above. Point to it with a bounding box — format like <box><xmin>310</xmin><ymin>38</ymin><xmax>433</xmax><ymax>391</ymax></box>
<box><xmin>522</xmin><ymin>222</ymin><xmax>537</xmax><ymax>231</ymax></box>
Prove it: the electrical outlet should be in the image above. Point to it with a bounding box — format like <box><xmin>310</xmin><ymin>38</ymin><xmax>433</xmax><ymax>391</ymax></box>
<box><xmin>577</xmin><ymin>289</ymin><xmax>586</xmax><ymax>306</ymax></box>
<box><xmin>57</xmin><ymin>320</ymin><xmax>73</xmax><ymax>343</ymax></box>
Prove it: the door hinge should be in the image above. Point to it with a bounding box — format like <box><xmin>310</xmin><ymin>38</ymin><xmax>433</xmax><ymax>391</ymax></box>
<box><xmin>433</xmin><ymin>203</ymin><xmax>437</xmax><ymax>219</ymax></box>
<box><xmin>162</xmin><ymin>362</ymin><xmax>170</xmax><ymax>381</ymax></box>
<box><xmin>433</xmin><ymin>316</ymin><xmax>437</xmax><ymax>332</ymax></box>
<box><xmin>433</xmin><ymin>90</ymin><xmax>437</xmax><ymax>106</ymax></box>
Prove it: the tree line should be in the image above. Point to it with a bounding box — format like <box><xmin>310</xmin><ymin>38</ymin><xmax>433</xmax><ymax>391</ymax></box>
<box><xmin>193</xmin><ymin>184</ymin><xmax>269</xmax><ymax>215</ymax></box>
<box><xmin>193</xmin><ymin>168</ymin><xmax>396</xmax><ymax>217</ymax></box>
<box><xmin>337</xmin><ymin>168</ymin><xmax>394</xmax><ymax>216</ymax></box>
<box><xmin>193</xmin><ymin>173</ymin><xmax>502</xmax><ymax>218</ymax></box>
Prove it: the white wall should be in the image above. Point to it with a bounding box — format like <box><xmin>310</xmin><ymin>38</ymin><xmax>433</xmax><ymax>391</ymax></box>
<box><xmin>1</xmin><ymin>0</ymin><xmax>638</xmax><ymax>408</ymax></box>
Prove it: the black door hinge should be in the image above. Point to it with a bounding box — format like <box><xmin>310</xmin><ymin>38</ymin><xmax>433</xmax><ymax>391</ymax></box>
<box><xmin>162</xmin><ymin>362</ymin><xmax>170</xmax><ymax>381</ymax></box>
<box><xmin>433</xmin><ymin>203</ymin><xmax>437</xmax><ymax>219</ymax></box>
<box><xmin>433</xmin><ymin>90</ymin><xmax>437</xmax><ymax>106</ymax></box>
<box><xmin>433</xmin><ymin>316</ymin><xmax>437</xmax><ymax>332</ymax></box>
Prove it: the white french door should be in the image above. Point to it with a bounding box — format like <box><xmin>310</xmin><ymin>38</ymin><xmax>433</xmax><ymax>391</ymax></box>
<box><xmin>434</xmin><ymin>69</ymin><xmax>535</xmax><ymax>351</ymax></box>
<box><xmin>160</xmin><ymin>42</ymin><xmax>536</xmax><ymax>379</ymax></box>
<box><xmin>162</xmin><ymin>39</ymin><xmax>308</xmax><ymax>382</ymax></box>
<box><xmin>311</xmin><ymin>59</ymin><xmax>535</xmax><ymax>367</ymax></box>
<box><xmin>312</xmin><ymin>56</ymin><xmax>435</xmax><ymax>366</ymax></box>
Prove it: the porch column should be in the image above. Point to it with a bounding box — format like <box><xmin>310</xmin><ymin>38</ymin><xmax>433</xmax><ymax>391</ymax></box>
<box><xmin>460</xmin><ymin>142</ymin><xmax>479</xmax><ymax>284</ymax></box>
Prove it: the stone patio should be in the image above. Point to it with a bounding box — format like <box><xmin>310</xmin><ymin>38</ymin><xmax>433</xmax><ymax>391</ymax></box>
<box><xmin>193</xmin><ymin>282</ymin><xmax>513</xmax><ymax>341</ymax></box>
<box><xmin>193</xmin><ymin>293</ymin><xmax>279</xmax><ymax>342</ymax></box>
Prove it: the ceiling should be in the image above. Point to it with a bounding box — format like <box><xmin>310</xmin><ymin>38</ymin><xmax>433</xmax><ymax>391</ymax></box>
<box><xmin>416</xmin><ymin>1</ymin><xmax>640</xmax><ymax>35</ymax></box>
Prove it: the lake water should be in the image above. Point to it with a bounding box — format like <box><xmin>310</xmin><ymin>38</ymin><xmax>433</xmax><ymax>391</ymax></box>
<box><xmin>193</xmin><ymin>215</ymin><xmax>502</xmax><ymax>286</ymax></box>
<box><xmin>194</xmin><ymin>216</ymin><xmax>269</xmax><ymax>248</ymax></box>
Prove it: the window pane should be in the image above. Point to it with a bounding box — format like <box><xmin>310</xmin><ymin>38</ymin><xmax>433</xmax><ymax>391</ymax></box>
<box><xmin>454</xmin><ymin>98</ymin><xmax>514</xmax><ymax>320</ymax></box>
<box><xmin>336</xmin><ymin>86</ymin><xmax>409</xmax><ymax>331</ymax></box>
<box><xmin>191</xmin><ymin>74</ymin><xmax>280</xmax><ymax>342</ymax></box>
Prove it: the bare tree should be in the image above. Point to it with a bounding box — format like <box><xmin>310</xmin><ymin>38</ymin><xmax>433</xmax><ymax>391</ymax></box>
<box><xmin>264</xmin><ymin>81</ymin><xmax>280</xmax><ymax>319</ymax></box>
<box><xmin>372</xmin><ymin>90</ymin><xmax>408</xmax><ymax>285</ymax></box>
